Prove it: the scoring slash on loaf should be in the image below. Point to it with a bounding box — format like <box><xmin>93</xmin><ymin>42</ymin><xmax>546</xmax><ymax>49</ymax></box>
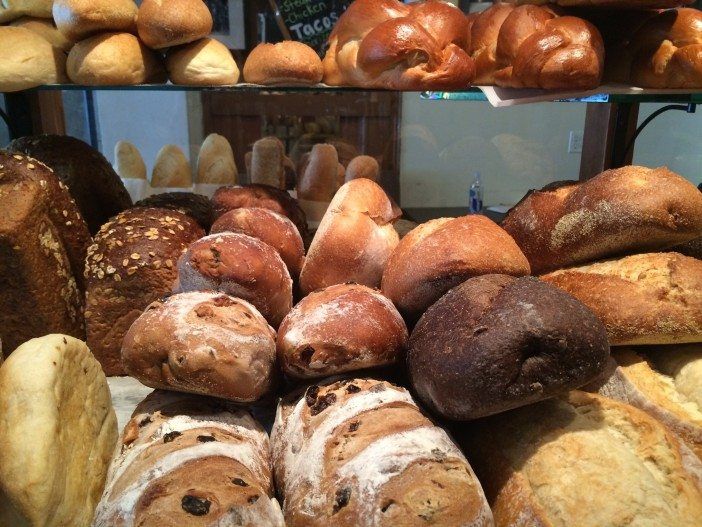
<box><xmin>271</xmin><ymin>378</ymin><xmax>493</xmax><ymax>527</ymax></box>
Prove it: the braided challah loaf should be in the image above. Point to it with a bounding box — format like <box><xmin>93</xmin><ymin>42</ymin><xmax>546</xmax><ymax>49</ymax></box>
<box><xmin>322</xmin><ymin>0</ymin><xmax>475</xmax><ymax>90</ymax></box>
<box><xmin>468</xmin><ymin>4</ymin><xmax>604</xmax><ymax>89</ymax></box>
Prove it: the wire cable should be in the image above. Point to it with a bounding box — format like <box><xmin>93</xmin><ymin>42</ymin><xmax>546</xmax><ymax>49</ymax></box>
<box><xmin>623</xmin><ymin>103</ymin><xmax>697</xmax><ymax>160</ymax></box>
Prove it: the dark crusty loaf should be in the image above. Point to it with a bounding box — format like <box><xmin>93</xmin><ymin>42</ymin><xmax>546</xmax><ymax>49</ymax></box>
<box><xmin>135</xmin><ymin>192</ymin><xmax>214</xmax><ymax>231</ymax></box>
<box><xmin>122</xmin><ymin>291</ymin><xmax>277</xmax><ymax>403</ymax></box>
<box><xmin>8</xmin><ymin>135</ymin><xmax>133</xmax><ymax>234</ymax></box>
<box><xmin>85</xmin><ymin>207</ymin><xmax>204</xmax><ymax>375</ymax></box>
<box><xmin>408</xmin><ymin>275</ymin><xmax>610</xmax><ymax>420</ymax></box>
<box><xmin>502</xmin><ymin>166</ymin><xmax>702</xmax><ymax>274</ymax></box>
<box><xmin>542</xmin><ymin>252</ymin><xmax>702</xmax><ymax>345</ymax></box>
<box><xmin>277</xmin><ymin>284</ymin><xmax>408</xmax><ymax>379</ymax></box>
<box><xmin>0</xmin><ymin>152</ymin><xmax>90</xmax><ymax>352</ymax></box>
<box><xmin>93</xmin><ymin>390</ymin><xmax>285</xmax><ymax>527</ymax></box>
<box><xmin>271</xmin><ymin>378</ymin><xmax>493</xmax><ymax>527</ymax></box>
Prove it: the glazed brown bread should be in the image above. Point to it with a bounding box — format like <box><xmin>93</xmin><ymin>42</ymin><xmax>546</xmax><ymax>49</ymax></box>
<box><xmin>85</xmin><ymin>208</ymin><xmax>204</xmax><ymax>376</ymax></box>
<box><xmin>211</xmin><ymin>184</ymin><xmax>308</xmax><ymax>242</ymax></box>
<box><xmin>503</xmin><ymin>166</ymin><xmax>702</xmax><ymax>274</ymax></box>
<box><xmin>592</xmin><ymin>346</ymin><xmax>702</xmax><ymax>458</ymax></box>
<box><xmin>409</xmin><ymin>275</ymin><xmax>609</xmax><ymax>420</ymax></box>
<box><xmin>52</xmin><ymin>0</ymin><xmax>137</xmax><ymax>42</ymax></box>
<box><xmin>297</xmin><ymin>144</ymin><xmax>344</xmax><ymax>202</ymax></box>
<box><xmin>0</xmin><ymin>26</ymin><xmax>67</xmax><ymax>92</ymax></box>
<box><xmin>277</xmin><ymin>284</ymin><xmax>408</xmax><ymax>379</ymax></box>
<box><xmin>468</xmin><ymin>3</ymin><xmax>604</xmax><ymax>89</ymax></box>
<box><xmin>0</xmin><ymin>152</ymin><xmax>89</xmax><ymax>353</ymax></box>
<box><xmin>543</xmin><ymin>252</ymin><xmax>702</xmax><ymax>345</ymax></box>
<box><xmin>176</xmin><ymin>232</ymin><xmax>293</xmax><ymax>327</ymax></box>
<box><xmin>135</xmin><ymin>192</ymin><xmax>214</xmax><ymax>230</ymax></box>
<box><xmin>210</xmin><ymin>207</ymin><xmax>305</xmax><ymax>279</ymax></box>
<box><xmin>166</xmin><ymin>38</ymin><xmax>240</xmax><ymax>86</ymax></box>
<box><xmin>382</xmin><ymin>215</ymin><xmax>530</xmax><ymax>322</ymax></box>
<box><xmin>122</xmin><ymin>291</ymin><xmax>277</xmax><ymax>402</ymax></box>
<box><xmin>93</xmin><ymin>390</ymin><xmax>285</xmax><ymax>527</ymax></box>
<box><xmin>244</xmin><ymin>41</ymin><xmax>323</xmax><ymax>86</ymax></box>
<box><xmin>271</xmin><ymin>378</ymin><xmax>493</xmax><ymax>527</ymax></box>
<box><xmin>137</xmin><ymin>0</ymin><xmax>213</xmax><ymax>50</ymax></box>
<box><xmin>462</xmin><ymin>390</ymin><xmax>702</xmax><ymax>527</ymax></box>
<box><xmin>8</xmin><ymin>134</ymin><xmax>133</xmax><ymax>234</ymax></box>
<box><xmin>323</xmin><ymin>0</ymin><xmax>475</xmax><ymax>90</ymax></box>
<box><xmin>300</xmin><ymin>179</ymin><xmax>400</xmax><ymax>295</ymax></box>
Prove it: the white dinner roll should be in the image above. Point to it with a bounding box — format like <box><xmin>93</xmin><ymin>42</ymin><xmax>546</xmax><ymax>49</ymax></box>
<box><xmin>9</xmin><ymin>17</ymin><xmax>74</xmax><ymax>51</ymax></box>
<box><xmin>166</xmin><ymin>37</ymin><xmax>240</xmax><ymax>86</ymax></box>
<box><xmin>52</xmin><ymin>0</ymin><xmax>138</xmax><ymax>42</ymax></box>
<box><xmin>0</xmin><ymin>26</ymin><xmax>67</xmax><ymax>92</ymax></box>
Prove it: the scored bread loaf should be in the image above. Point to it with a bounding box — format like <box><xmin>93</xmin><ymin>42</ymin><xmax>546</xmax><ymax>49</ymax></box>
<box><xmin>135</xmin><ymin>192</ymin><xmax>214</xmax><ymax>231</ymax></box>
<box><xmin>502</xmin><ymin>166</ymin><xmax>702</xmax><ymax>274</ymax></box>
<box><xmin>152</xmin><ymin>145</ymin><xmax>193</xmax><ymax>188</ymax></box>
<box><xmin>85</xmin><ymin>207</ymin><xmax>204</xmax><ymax>375</ymax></box>
<box><xmin>542</xmin><ymin>252</ymin><xmax>702</xmax><ymax>345</ymax></box>
<box><xmin>114</xmin><ymin>140</ymin><xmax>147</xmax><ymax>180</ymax></box>
<box><xmin>197</xmin><ymin>133</ymin><xmax>238</xmax><ymax>185</ymax></box>
<box><xmin>277</xmin><ymin>284</ymin><xmax>408</xmax><ymax>379</ymax></box>
<box><xmin>93</xmin><ymin>390</ymin><xmax>285</xmax><ymax>527</ymax></box>
<box><xmin>271</xmin><ymin>378</ymin><xmax>493</xmax><ymax>527</ymax></box>
<box><xmin>461</xmin><ymin>390</ymin><xmax>702</xmax><ymax>527</ymax></box>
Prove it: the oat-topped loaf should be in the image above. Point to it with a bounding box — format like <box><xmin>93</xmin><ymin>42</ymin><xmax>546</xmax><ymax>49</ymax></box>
<box><xmin>0</xmin><ymin>151</ymin><xmax>90</xmax><ymax>353</ymax></box>
<box><xmin>85</xmin><ymin>207</ymin><xmax>203</xmax><ymax>375</ymax></box>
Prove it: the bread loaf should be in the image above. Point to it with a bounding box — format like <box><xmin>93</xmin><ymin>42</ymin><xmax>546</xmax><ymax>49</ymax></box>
<box><xmin>249</xmin><ymin>137</ymin><xmax>287</xmax><ymax>189</ymax></box>
<box><xmin>52</xmin><ymin>0</ymin><xmax>137</xmax><ymax>42</ymax></box>
<box><xmin>542</xmin><ymin>252</ymin><xmax>702</xmax><ymax>345</ymax></box>
<box><xmin>298</xmin><ymin>143</ymin><xmax>344</xmax><ymax>202</ymax></box>
<box><xmin>461</xmin><ymin>390</ymin><xmax>702</xmax><ymax>527</ymax></box>
<box><xmin>197</xmin><ymin>133</ymin><xmax>238</xmax><ymax>185</ymax></box>
<box><xmin>93</xmin><ymin>390</ymin><xmax>285</xmax><ymax>527</ymax></box>
<box><xmin>409</xmin><ymin>274</ymin><xmax>609</xmax><ymax>420</ymax></box>
<box><xmin>85</xmin><ymin>207</ymin><xmax>204</xmax><ymax>375</ymax></box>
<box><xmin>135</xmin><ymin>192</ymin><xmax>214</xmax><ymax>230</ymax></box>
<box><xmin>323</xmin><ymin>0</ymin><xmax>476</xmax><ymax>90</ymax></box>
<box><xmin>0</xmin><ymin>26</ymin><xmax>67</xmax><ymax>92</ymax></box>
<box><xmin>0</xmin><ymin>0</ymin><xmax>53</xmax><ymax>23</ymax></box>
<box><xmin>137</xmin><ymin>0</ymin><xmax>213</xmax><ymax>50</ymax></box>
<box><xmin>271</xmin><ymin>378</ymin><xmax>493</xmax><ymax>527</ymax></box>
<box><xmin>176</xmin><ymin>232</ymin><xmax>293</xmax><ymax>327</ymax></box>
<box><xmin>345</xmin><ymin>155</ymin><xmax>380</xmax><ymax>183</ymax></box>
<box><xmin>300</xmin><ymin>179</ymin><xmax>400</xmax><ymax>295</ymax></box>
<box><xmin>166</xmin><ymin>38</ymin><xmax>240</xmax><ymax>86</ymax></box>
<box><xmin>151</xmin><ymin>144</ymin><xmax>193</xmax><ymax>188</ymax></box>
<box><xmin>243</xmin><ymin>41</ymin><xmax>323</xmax><ymax>86</ymax></box>
<box><xmin>210</xmin><ymin>207</ymin><xmax>305</xmax><ymax>279</ymax></box>
<box><xmin>503</xmin><ymin>166</ymin><xmax>702</xmax><ymax>274</ymax></box>
<box><xmin>277</xmin><ymin>284</ymin><xmax>408</xmax><ymax>379</ymax></box>
<box><xmin>382</xmin><ymin>216</ymin><xmax>530</xmax><ymax>322</ymax></box>
<box><xmin>0</xmin><ymin>152</ymin><xmax>90</xmax><ymax>353</ymax></box>
<box><xmin>8</xmin><ymin>134</ymin><xmax>133</xmax><ymax>235</ymax></box>
<box><xmin>114</xmin><ymin>140</ymin><xmax>147</xmax><ymax>180</ymax></box>
<box><xmin>9</xmin><ymin>17</ymin><xmax>74</xmax><ymax>51</ymax></box>
<box><xmin>0</xmin><ymin>335</ymin><xmax>117</xmax><ymax>527</ymax></box>
<box><xmin>122</xmin><ymin>291</ymin><xmax>277</xmax><ymax>402</ymax></box>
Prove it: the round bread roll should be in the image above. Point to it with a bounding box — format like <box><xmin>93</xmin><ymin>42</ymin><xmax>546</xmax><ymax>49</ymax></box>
<box><xmin>345</xmin><ymin>155</ymin><xmax>380</xmax><ymax>183</ymax></box>
<box><xmin>166</xmin><ymin>37</ymin><xmax>240</xmax><ymax>86</ymax></box>
<box><xmin>408</xmin><ymin>275</ymin><xmax>610</xmax><ymax>420</ymax></box>
<box><xmin>122</xmin><ymin>291</ymin><xmax>277</xmax><ymax>402</ymax></box>
<box><xmin>52</xmin><ymin>0</ymin><xmax>137</xmax><ymax>42</ymax></box>
<box><xmin>10</xmin><ymin>17</ymin><xmax>74</xmax><ymax>51</ymax></box>
<box><xmin>67</xmin><ymin>32</ymin><xmax>166</xmax><ymax>86</ymax></box>
<box><xmin>0</xmin><ymin>26</ymin><xmax>67</xmax><ymax>92</ymax></box>
<box><xmin>243</xmin><ymin>41</ymin><xmax>323</xmax><ymax>85</ymax></box>
<box><xmin>137</xmin><ymin>0</ymin><xmax>213</xmax><ymax>50</ymax></box>
<box><xmin>151</xmin><ymin>144</ymin><xmax>193</xmax><ymax>188</ymax></box>
<box><xmin>0</xmin><ymin>0</ymin><xmax>53</xmax><ymax>23</ymax></box>
<box><xmin>277</xmin><ymin>283</ymin><xmax>408</xmax><ymax>379</ymax></box>
<box><xmin>176</xmin><ymin>232</ymin><xmax>293</xmax><ymax>328</ymax></box>
<box><xmin>114</xmin><ymin>140</ymin><xmax>147</xmax><ymax>180</ymax></box>
<box><xmin>211</xmin><ymin>207</ymin><xmax>305</xmax><ymax>279</ymax></box>
<box><xmin>382</xmin><ymin>215</ymin><xmax>531</xmax><ymax>322</ymax></box>
<box><xmin>197</xmin><ymin>133</ymin><xmax>238</xmax><ymax>185</ymax></box>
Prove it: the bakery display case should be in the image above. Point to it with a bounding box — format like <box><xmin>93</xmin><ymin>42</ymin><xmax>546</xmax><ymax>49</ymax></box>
<box><xmin>1</xmin><ymin>0</ymin><xmax>702</xmax><ymax>526</ymax></box>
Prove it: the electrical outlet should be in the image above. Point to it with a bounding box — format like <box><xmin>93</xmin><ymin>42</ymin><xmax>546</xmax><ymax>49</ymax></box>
<box><xmin>568</xmin><ymin>131</ymin><xmax>584</xmax><ymax>153</ymax></box>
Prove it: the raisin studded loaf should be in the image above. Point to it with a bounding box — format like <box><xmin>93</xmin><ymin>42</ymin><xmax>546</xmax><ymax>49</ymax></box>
<box><xmin>93</xmin><ymin>390</ymin><xmax>285</xmax><ymax>527</ymax></box>
<box><xmin>271</xmin><ymin>378</ymin><xmax>493</xmax><ymax>527</ymax></box>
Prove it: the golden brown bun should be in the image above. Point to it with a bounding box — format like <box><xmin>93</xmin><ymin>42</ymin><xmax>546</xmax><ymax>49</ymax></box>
<box><xmin>196</xmin><ymin>133</ymin><xmax>237</xmax><ymax>185</ymax></box>
<box><xmin>52</xmin><ymin>0</ymin><xmax>137</xmax><ymax>42</ymax></box>
<box><xmin>322</xmin><ymin>0</ymin><xmax>475</xmax><ymax>90</ymax></box>
<box><xmin>0</xmin><ymin>26</ymin><xmax>67</xmax><ymax>92</ymax></box>
<box><xmin>9</xmin><ymin>17</ymin><xmax>74</xmax><ymax>51</ymax></box>
<box><xmin>0</xmin><ymin>0</ymin><xmax>52</xmax><ymax>24</ymax></box>
<box><xmin>67</xmin><ymin>32</ymin><xmax>167</xmax><ymax>86</ymax></box>
<box><xmin>297</xmin><ymin>144</ymin><xmax>343</xmax><ymax>202</ymax></box>
<box><xmin>243</xmin><ymin>41</ymin><xmax>323</xmax><ymax>86</ymax></box>
<box><xmin>137</xmin><ymin>0</ymin><xmax>213</xmax><ymax>50</ymax></box>
<box><xmin>345</xmin><ymin>155</ymin><xmax>380</xmax><ymax>183</ymax></box>
<box><xmin>151</xmin><ymin>144</ymin><xmax>192</xmax><ymax>188</ymax></box>
<box><xmin>166</xmin><ymin>38</ymin><xmax>240</xmax><ymax>86</ymax></box>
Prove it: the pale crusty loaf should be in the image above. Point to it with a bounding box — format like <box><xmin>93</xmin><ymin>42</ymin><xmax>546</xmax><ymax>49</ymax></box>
<box><xmin>52</xmin><ymin>0</ymin><xmax>137</xmax><ymax>42</ymax></box>
<box><xmin>249</xmin><ymin>137</ymin><xmax>287</xmax><ymax>189</ymax></box>
<box><xmin>462</xmin><ymin>390</ymin><xmax>702</xmax><ymax>527</ymax></box>
<box><xmin>0</xmin><ymin>0</ymin><xmax>53</xmax><ymax>23</ymax></box>
<box><xmin>593</xmin><ymin>346</ymin><xmax>702</xmax><ymax>458</ymax></box>
<box><xmin>151</xmin><ymin>144</ymin><xmax>193</xmax><ymax>188</ymax></box>
<box><xmin>114</xmin><ymin>140</ymin><xmax>147</xmax><ymax>180</ymax></box>
<box><xmin>122</xmin><ymin>291</ymin><xmax>277</xmax><ymax>403</ymax></box>
<box><xmin>166</xmin><ymin>38</ymin><xmax>240</xmax><ymax>86</ymax></box>
<box><xmin>9</xmin><ymin>17</ymin><xmax>74</xmax><ymax>51</ymax></box>
<box><xmin>543</xmin><ymin>252</ymin><xmax>702</xmax><ymax>345</ymax></box>
<box><xmin>271</xmin><ymin>378</ymin><xmax>493</xmax><ymax>527</ymax></box>
<box><xmin>93</xmin><ymin>390</ymin><xmax>285</xmax><ymax>527</ymax></box>
<box><xmin>0</xmin><ymin>26</ymin><xmax>67</xmax><ymax>92</ymax></box>
<box><xmin>297</xmin><ymin>143</ymin><xmax>345</xmax><ymax>202</ymax></box>
<box><xmin>503</xmin><ymin>166</ymin><xmax>702</xmax><ymax>274</ymax></box>
<box><xmin>196</xmin><ymin>133</ymin><xmax>237</xmax><ymax>185</ymax></box>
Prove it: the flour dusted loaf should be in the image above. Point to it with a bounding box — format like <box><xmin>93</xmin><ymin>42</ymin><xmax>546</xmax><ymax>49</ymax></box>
<box><xmin>0</xmin><ymin>152</ymin><xmax>90</xmax><ymax>353</ymax></box>
<box><xmin>542</xmin><ymin>252</ymin><xmax>702</xmax><ymax>345</ymax></box>
<box><xmin>0</xmin><ymin>335</ymin><xmax>117</xmax><ymax>527</ymax></box>
<box><xmin>93</xmin><ymin>390</ymin><xmax>285</xmax><ymax>527</ymax></box>
<box><xmin>462</xmin><ymin>390</ymin><xmax>702</xmax><ymax>527</ymax></box>
<box><xmin>122</xmin><ymin>291</ymin><xmax>277</xmax><ymax>402</ymax></box>
<box><xmin>502</xmin><ymin>166</ymin><xmax>702</xmax><ymax>274</ymax></box>
<box><xmin>271</xmin><ymin>378</ymin><xmax>493</xmax><ymax>527</ymax></box>
<box><xmin>86</xmin><ymin>207</ymin><xmax>204</xmax><ymax>375</ymax></box>
<box><xmin>277</xmin><ymin>284</ymin><xmax>408</xmax><ymax>379</ymax></box>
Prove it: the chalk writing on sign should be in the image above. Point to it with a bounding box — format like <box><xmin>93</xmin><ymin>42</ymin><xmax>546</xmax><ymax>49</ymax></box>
<box><xmin>274</xmin><ymin>0</ymin><xmax>350</xmax><ymax>50</ymax></box>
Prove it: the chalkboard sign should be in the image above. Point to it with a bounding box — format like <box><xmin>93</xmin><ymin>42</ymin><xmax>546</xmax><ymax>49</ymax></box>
<box><xmin>271</xmin><ymin>0</ymin><xmax>351</xmax><ymax>52</ymax></box>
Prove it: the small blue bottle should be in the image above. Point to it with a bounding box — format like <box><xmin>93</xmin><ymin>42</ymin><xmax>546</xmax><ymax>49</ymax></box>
<box><xmin>469</xmin><ymin>172</ymin><xmax>483</xmax><ymax>214</ymax></box>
